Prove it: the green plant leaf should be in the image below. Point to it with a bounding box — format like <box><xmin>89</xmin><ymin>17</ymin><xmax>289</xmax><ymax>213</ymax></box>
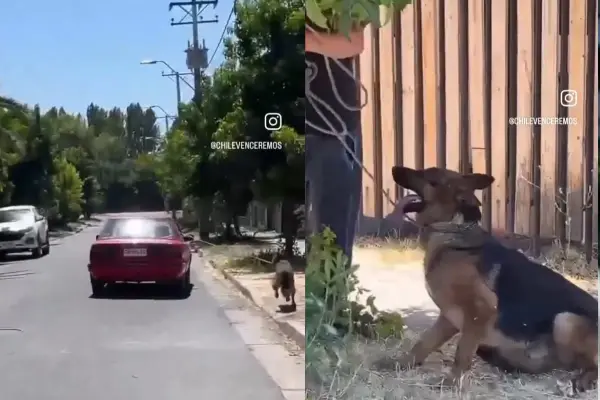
<box><xmin>306</xmin><ymin>0</ymin><xmax>329</xmax><ymax>29</ymax></box>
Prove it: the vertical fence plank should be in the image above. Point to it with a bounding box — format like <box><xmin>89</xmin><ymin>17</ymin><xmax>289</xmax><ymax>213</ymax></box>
<box><xmin>392</xmin><ymin>13</ymin><xmax>404</xmax><ymax>200</ymax></box>
<box><xmin>379</xmin><ymin>23</ymin><xmax>396</xmax><ymax>215</ymax></box>
<box><xmin>593</xmin><ymin>0</ymin><xmax>598</xmax><ymax>244</ymax></box>
<box><xmin>482</xmin><ymin>1</ymin><xmax>493</xmax><ymax>231</ymax></box>
<box><xmin>413</xmin><ymin>2</ymin><xmax>425</xmax><ymax>169</ymax></box>
<box><xmin>468</xmin><ymin>0</ymin><xmax>486</xmax><ymax>206</ymax></box>
<box><xmin>371</xmin><ymin>25</ymin><xmax>384</xmax><ymax>220</ymax></box>
<box><xmin>490</xmin><ymin>0</ymin><xmax>508</xmax><ymax>233</ymax></box>
<box><xmin>400</xmin><ymin>5</ymin><xmax>417</xmax><ymax>182</ymax></box>
<box><xmin>539</xmin><ymin>0</ymin><xmax>560</xmax><ymax>239</ymax></box>
<box><xmin>436</xmin><ymin>0</ymin><xmax>447</xmax><ymax>168</ymax></box>
<box><xmin>566</xmin><ymin>0</ymin><xmax>586</xmax><ymax>242</ymax></box>
<box><xmin>421</xmin><ymin>0</ymin><xmax>439</xmax><ymax>168</ymax></box>
<box><xmin>457</xmin><ymin>0</ymin><xmax>471</xmax><ymax>173</ymax></box>
<box><xmin>444</xmin><ymin>0</ymin><xmax>461</xmax><ymax>171</ymax></box>
<box><xmin>530</xmin><ymin>0</ymin><xmax>543</xmax><ymax>255</ymax></box>
<box><xmin>506</xmin><ymin>0</ymin><xmax>518</xmax><ymax>233</ymax></box>
<box><xmin>514</xmin><ymin>0</ymin><xmax>534</xmax><ymax>235</ymax></box>
<box><xmin>360</xmin><ymin>28</ymin><xmax>375</xmax><ymax>217</ymax></box>
<box><xmin>582</xmin><ymin>0</ymin><xmax>597</xmax><ymax>259</ymax></box>
<box><xmin>555</xmin><ymin>0</ymin><xmax>569</xmax><ymax>244</ymax></box>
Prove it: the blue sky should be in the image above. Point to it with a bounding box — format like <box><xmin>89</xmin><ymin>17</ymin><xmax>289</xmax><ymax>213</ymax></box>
<box><xmin>0</xmin><ymin>0</ymin><xmax>233</xmax><ymax>126</ymax></box>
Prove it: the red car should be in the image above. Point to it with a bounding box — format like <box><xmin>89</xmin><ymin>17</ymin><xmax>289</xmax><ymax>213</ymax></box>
<box><xmin>88</xmin><ymin>217</ymin><xmax>193</xmax><ymax>297</ymax></box>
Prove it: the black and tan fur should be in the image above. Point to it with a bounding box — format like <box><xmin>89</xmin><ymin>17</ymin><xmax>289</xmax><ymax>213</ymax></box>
<box><xmin>392</xmin><ymin>166</ymin><xmax>598</xmax><ymax>393</ymax></box>
<box><xmin>271</xmin><ymin>254</ymin><xmax>297</xmax><ymax>311</ymax></box>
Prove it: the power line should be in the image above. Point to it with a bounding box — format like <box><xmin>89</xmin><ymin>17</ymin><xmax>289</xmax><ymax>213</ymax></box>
<box><xmin>206</xmin><ymin>5</ymin><xmax>234</xmax><ymax>69</ymax></box>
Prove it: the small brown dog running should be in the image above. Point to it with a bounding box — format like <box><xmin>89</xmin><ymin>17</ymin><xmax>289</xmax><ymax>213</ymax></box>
<box><xmin>392</xmin><ymin>166</ymin><xmax>598</xmax><ymax>394</ymax></box>
<box><xmin>271</xmin><ymin>255</ymin><xmax>297</xmax><ymax>312</ymax></box>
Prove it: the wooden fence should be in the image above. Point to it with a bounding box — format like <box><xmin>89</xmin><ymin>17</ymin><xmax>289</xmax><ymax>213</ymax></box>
<box><xmin>357</xmin><ymin>0</ymin><xmax>598</xmax><ymax>260</ymax></box>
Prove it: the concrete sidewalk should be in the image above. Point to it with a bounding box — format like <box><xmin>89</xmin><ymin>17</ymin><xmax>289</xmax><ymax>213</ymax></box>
<box><xmin>190</xmin><ymin>239</ymin><xmax>306</xmax><ymax>349</ymax></box>
<box><xmin>207</xmin><ymin>262</ymin><xmax>306</xmax><ymax>349</ymax></box>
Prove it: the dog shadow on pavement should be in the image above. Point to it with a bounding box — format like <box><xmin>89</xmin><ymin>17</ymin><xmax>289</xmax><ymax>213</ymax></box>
<box><xmin>277</xmin><ymin>304</ymin><xmax>297</xmax><ymax>314</ymax></box>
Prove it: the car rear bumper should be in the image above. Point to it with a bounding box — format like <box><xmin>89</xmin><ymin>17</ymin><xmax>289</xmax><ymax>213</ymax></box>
<box><xmin>88</xmin><ymin>264</ymin><xmax>189</xmax><ymax>283</ymax></box>
<box><xmin>0</xmin><ymin>238</ymin><xmax>38</xmax><ymax>253</ymax></box>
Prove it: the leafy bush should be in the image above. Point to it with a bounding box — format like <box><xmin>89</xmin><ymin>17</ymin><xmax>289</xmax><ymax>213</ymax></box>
<box><xmin>306</xmin><ymin>228</ymin><xmax>405</xmax><ymax>384</ymax></box>
<box><xmin>50</xmin><ymin>157</ymin><xmax>83</xmax><ymax>223</ymax></box>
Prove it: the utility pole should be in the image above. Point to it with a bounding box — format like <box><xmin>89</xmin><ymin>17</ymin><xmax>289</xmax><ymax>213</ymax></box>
<box><xmin>169</xmin><ymin>0</ymin><xmax>219</xmax><ymax>240</ymax></box>
<box><xmin>148</xmin><ymin>105</ymin><xmax>176</xmax><ymax>134</ymax></box>
<box><xmin>161</xmin><ymin>116</ymin><xmax>170</xmax><ymax>132</ymax></box>
<box><xmin>161</xmin><ymin>70</ymin><xmax>193</xmax><ymax>106</ymax></box>
<box><xmin>169</xmin><ymin>1</ymin><xmax>218</xmax><ymax>103</ymax></box>
<box><xmin>140</xmin><ymin>60</ymin><xmax>194</xmax><ymax>113</ymax></box>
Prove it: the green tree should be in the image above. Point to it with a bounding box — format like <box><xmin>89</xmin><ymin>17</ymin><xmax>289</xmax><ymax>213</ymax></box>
<box><xmin>152</xmin><ymin>128</ymin><xmax>196</xmax><ymax>219</ymax></box>
<box><xmin>51</xmin><ymin>157</ymin><xmax>84</xmax><ymax>224</ymax></box>
<box><xmin>0</xmin><ymin>98</ymin><xmax>167</xmax><ymax>223</ymax></box>
<box><xmin>175</xmin><ymin>0</ymin><xmax>304</xmax><ymax>250</ymax></box>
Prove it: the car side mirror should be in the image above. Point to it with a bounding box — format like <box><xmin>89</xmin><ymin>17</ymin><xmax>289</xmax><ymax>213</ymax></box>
<box><xmin>95</xmin><ymin>234</ymin><xmax>99</xmax><ymax>240</ymax></box>
<box><xmin>35</xmin><ymin>215</ymin><xmax>44</xmax><ymax>222</ymax></box>
<box><xmin>183</xmin><ymin>234</ymin><xmax>193</xmax><ymax>242</ymax></box>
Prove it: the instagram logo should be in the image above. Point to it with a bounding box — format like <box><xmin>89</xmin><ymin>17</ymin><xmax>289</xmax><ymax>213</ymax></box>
<box><xmin>264</xmin><ymin>113</ymin><xmax>282</xmax><ymax>131</ymax></box>
<box><xmin>560</xmin><ymin>90</ymin><xmax>577</xmax><ymax>107</ymax></box>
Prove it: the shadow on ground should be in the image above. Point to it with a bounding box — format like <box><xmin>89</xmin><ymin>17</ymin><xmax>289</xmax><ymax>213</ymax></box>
<box><xmin>0</xmin><ymin>270</ymin><xmax>35</xmax><ymax>280</ymax></box>
<box><xmin>0</xmin><ymin>254</ymin><xmax>35</xmax><ymax>265</ymax></box>
<box><xmin>90</xmin><ymin>283</ymin><xmax>194</xmax><ymax>301</ymax></box>
<box><xmin>277</xmin><ymin>303</ymin><xmax>298</xmax><ymax>314</ymax></box>
<box><xmin>399</xmin><ymin>306</ymin><xmax>439</xmax><ymax>332</ymax></box>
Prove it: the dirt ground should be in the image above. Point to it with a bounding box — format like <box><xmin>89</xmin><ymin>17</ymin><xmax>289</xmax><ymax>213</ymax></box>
<box><xmin>307</xmin><ymin>245</ymin><xmax>598</xmax><ymax>400</ymax></box>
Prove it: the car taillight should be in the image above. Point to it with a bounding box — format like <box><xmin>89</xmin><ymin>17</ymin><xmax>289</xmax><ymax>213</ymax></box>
<box><xmin>89</xmin><ymin>245</ymin><xmax>117</xmax><ymax>262</ymax></box>
<box><xmin>149</xmin><ymin>245</ymin><xmax>183</xmax><ymax>259</ymax></box>
<box><xmin>165</xmin><ymin>246</ymin><xmax>184</xmax><ymax>259</ymax></box>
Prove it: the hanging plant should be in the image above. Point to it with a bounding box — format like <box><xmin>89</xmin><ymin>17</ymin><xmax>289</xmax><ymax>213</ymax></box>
<box><xmin>305</xmin><ymin>0</ymin><xmax>413</xmax><ymax>37</ymax></box>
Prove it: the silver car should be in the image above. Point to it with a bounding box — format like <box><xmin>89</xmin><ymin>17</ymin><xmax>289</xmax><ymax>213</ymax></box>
<box><xmin>0</xmin><ymin>205</ymin><xmax>50</xmax><ymax>258</ymax></box>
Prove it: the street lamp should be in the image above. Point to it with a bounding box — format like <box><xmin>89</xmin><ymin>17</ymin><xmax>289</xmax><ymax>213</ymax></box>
<box><xmin>148</xmin><ymin>105</ymin><xmax>176</xmax><ymax>132</ymax></box>
<box><xmin>140</xmin><ymin>59</ymin><xmax>194</xmax><ymax>109</ymax></box>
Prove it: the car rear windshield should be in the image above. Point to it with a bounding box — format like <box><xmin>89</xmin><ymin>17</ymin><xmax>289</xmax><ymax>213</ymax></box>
<box><xmin>0</xmin><ymin>209</ymin><xmax>32</xmax><ymax>223</ymax></box>
<box><xmin>98</xmin><ymin>218</ymin><xmax>177</xmax><ymax>239</ymax></box>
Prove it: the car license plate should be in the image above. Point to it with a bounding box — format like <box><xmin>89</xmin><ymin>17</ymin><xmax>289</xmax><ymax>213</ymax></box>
<box><xmin>123</xmin><ymin>248</ymin><xmax>147</xmax><ymax>257</ymax></box>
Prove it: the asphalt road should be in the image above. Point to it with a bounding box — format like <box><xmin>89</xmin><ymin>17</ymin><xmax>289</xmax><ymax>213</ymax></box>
<box><xmin>0</xmin><ymin>212</ymin><xmax>299</xmax><ymax>400</ymax></box>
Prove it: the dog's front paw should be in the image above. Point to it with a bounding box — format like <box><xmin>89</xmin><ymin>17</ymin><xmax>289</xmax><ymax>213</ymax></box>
<box><xmin>560</xmin><ymin>370</ymin><xmax>598</xmax><ymax>397</ymax></box>
<box><xmin>555</xmin><ymin>370</ymin><xmax>597</xmax><ymax>397</ymax></box>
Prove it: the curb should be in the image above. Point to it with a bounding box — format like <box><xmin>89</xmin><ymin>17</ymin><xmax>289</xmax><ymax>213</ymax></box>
<box><xmin>48</xmin><ymin>223</ymin><xmax>88</xmax><ymax>239</ymax></box>
<box><xmin>208</xmin><ymin>260</ymin><xmax>306</xmax><ymax>350</ymax></box>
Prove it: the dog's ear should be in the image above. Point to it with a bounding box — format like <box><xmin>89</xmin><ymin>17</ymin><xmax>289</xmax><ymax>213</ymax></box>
<box><xmin>462</xmin><ymin>173</ymin><xmax>495</xmax><ymax>190</ymax></box>
<box><xmin>392</xmin><ymin>166</ymin><xmax>426</xmax><ymax>195</ymax></box>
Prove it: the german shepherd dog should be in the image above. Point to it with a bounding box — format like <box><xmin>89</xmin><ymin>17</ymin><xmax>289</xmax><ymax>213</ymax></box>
<box><xmin>271</xmin><ymin>254</ymin><xmax>297</xmax><ymax>312</ymax></box>
<box><xmin>391</xmin><ymin>166</ymin><xmax>598</xmax><ymax>393</ymax></box>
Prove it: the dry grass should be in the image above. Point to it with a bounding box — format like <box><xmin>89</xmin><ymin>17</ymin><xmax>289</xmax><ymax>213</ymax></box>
<box><xmin>355</xmin><ymin>235</ymin><xmax>597</xmax><ymax>285</ymax></box>
<box><xmin>354</xmin><ymin>236</ymin><xmax>424</xmax><ymax>265</ymax></box>
<box><xmin>306</xmin><ymin>330</ymin><xmax>597</xmax><ymax>400</ymax></box>
<box><xmin>539</xmin><ymin>242</ymin><xmax>598</xmax><ymax>280</ymax></box>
